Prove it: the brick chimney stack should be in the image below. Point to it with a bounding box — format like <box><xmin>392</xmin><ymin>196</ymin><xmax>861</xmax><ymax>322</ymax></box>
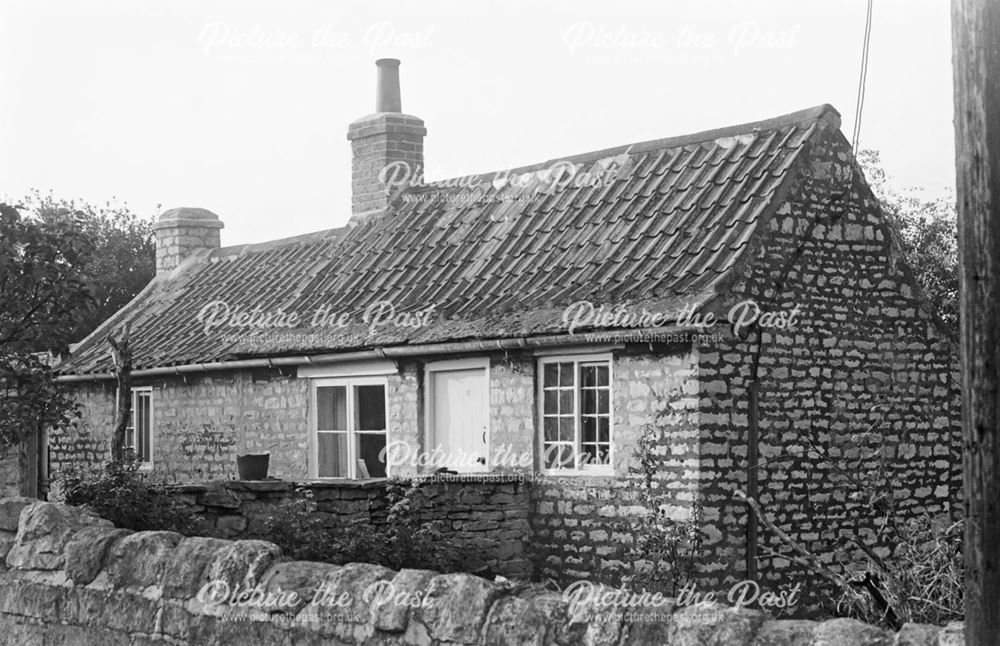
<box><xmin>153</xmin><ymin>207</ymin><xmax>223</xmax><ymax>274</ymax></box>
<box><xmin>347</xmin><ymin>59</ymin><xmax>426</xmax><ymax>221</ymax></box>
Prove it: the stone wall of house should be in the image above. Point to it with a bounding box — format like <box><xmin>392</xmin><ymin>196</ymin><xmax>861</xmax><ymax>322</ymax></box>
<box><xmin>159</xmin><ymin>476</ymin><xmax>531</xmax><ymax>579</ymax></box>
<box><xmin>53</xmin><ymin>355</ymin><xmax>538</xmax><ymax>484</ymax></box>
<box><xmin>55</xmin><ymin>348</ymin><xmax>707</xmax><ymax>589</ymax></box>
<box><xmin>0</xmin><ymin>498</ymin><xmax>965</xmax><ymax>646</ymax></box>
<box><xmin>529</xmin><ymin>347</ymin><xmax>702</xmax><ymax>584</ymax></box>
<box><xmin>488</xmin><ymin>355</ymin><xmax>536</xmax><ymax>473</ymax></box>
<box><xmin>48</xmin><ymin>369</ymin><xmax>312</xmax><ymax>485</ymax></box>
<box><xmin>693</xmin><ymin>122</ymin><xmax>963</xmax><ymax>602</ymax></box>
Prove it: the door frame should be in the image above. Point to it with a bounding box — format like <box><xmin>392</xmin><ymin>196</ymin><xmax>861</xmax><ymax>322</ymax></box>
<box><xmin>424</xmin><ymin>357</ymin><xmax>491</xmax><ymax>472</ymax></box>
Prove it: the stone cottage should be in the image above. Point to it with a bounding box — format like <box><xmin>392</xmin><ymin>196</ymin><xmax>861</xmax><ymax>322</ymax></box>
<box><xmin>50</xmin><ymin>59</ymin><xmax>961</xmax><ymax>592</ymax></box>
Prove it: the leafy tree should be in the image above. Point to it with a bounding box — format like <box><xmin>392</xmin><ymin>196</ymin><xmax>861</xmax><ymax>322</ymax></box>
<box><xmin>858</xmin><ymin>150</ymin><xmax>959</xmax><ymax>332</ymax></box>
<box><xmin>0</xmin><ymin>203</ymin><xmax>94</xmax><ymax>453</ymax></box>
<box><xmin>21</xmin><ymin>191</ymin><xmax>155</xmax><ymax>343</ymax></box>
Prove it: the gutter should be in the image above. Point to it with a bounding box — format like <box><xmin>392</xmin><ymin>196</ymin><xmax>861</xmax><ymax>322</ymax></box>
<box><xmin>54</xmin><ymin>325</ymin><xmax>693</xmax><ymax>383</ymax></box>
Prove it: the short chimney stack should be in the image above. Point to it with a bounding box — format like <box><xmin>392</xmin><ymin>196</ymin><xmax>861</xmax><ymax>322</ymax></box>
<box><xmin>153</xmin><ymin>207</ymin><xmax>223</xmax><ymax>274</ymax></box>
<box><xmin>347</xmin><ymin>59</ymin><xmax>426</xmax><ymax>221</ymax></box>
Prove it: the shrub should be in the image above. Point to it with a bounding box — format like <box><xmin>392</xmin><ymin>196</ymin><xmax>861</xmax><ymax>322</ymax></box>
<box><xmin>55</xmin><ymin>456</ymin><xmax>198</xmax><ymax>533</ymax></box>
<box><xmin>836</xmin><ymin>514</ymin><xmax>964</xmax><ymax>627</ymax></box>
<box><xmin>257</xmin><ymin>480</ymin><xmax>477</xmax><ymax>574</ymax></box>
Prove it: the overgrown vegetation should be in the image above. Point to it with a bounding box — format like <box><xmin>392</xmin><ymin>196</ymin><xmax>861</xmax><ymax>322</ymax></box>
<box><xmin>859</xmin><ymin>150</ymin><xmax>959</xmax><ymax>331</ymax></box>
<box><xmin>257</xmin><ymin>480</ymin><xmax>478</xmax><ymax>574</ymax></box>
<box><xmin>1</xmin><ymin>194</ymin><xmax>155</xmax><ymax>457</ymax></box>
<box><xmin>0</xmin><ymin>202</ymin><xmax>94</xmax><ymax>455</ymax></box>
<box><xmin>56</xmin><ymin>456</ymin><xmax>198</xmax><ymax>533</ymax></box>
<box><xmin>739</xmin><ymin>419</ymin><xmax>964</xmax><ymax>628</ymax></box>
<box><xmin>620</xmin><ymin>394</ymin><xmax>705</xmax><ymax>596</ymax></box>
<box><xmin>19</xmin><ymin>191</ymin><xmax>156</xmax><ymax>343</ymax></box>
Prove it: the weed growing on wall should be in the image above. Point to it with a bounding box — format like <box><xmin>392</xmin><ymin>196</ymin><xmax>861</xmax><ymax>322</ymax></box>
<box><xmin>620</xmin><ymin>395</ymin><xmax>705</xmax><ymax>596</ymax></box>
<box><xmin>56</xmin><ymin>456</ymin><xmax>198</xmax><ymax>533</ymax></box>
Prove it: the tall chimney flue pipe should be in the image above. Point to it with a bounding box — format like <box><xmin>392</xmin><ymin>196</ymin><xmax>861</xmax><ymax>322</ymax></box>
<box><xmin>375</xmin><ymin>58</ymin><xmax>402</xmax><ymax>113</ymax></box>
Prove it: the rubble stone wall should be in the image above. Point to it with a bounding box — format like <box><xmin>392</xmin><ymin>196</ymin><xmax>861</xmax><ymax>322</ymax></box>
<box><xmin>0</xmin><ymin>499</ymin><xmax>965</xmax><ymax>646</ymax></box>
<box><xmin>694</xmin><ymin>124</ymin><xmax>964</xmax><ymax>596</ymax></box>
<box><xmin>529</xmin><ymin>348</ymin><xmax>702</xmax><ymax>583</ymax></box>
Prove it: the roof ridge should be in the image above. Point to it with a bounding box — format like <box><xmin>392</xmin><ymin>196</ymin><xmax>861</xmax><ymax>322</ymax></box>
<box><xmin>212</xmin><ymin>226</ymin><xmax>346</xmax><ymax>258</ymax></box>
<box><xmin>412</xmin><ymin>104</ymin><xmax>840</xmax><ymax>194</ymax></box>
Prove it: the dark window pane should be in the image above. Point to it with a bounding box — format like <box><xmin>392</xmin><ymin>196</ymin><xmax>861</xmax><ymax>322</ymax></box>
<box><xmin>559</xmin><ymin>417</ymin><xmax>575</xmax><ymax>442</ymax></box>
<box><xmin>355</xmin><ymin>385</ymin><xmax>386</xmax><ymax>431</ymax></box>
<box><xmin>559</xmin><ymin>390</ymin><xmax>574</xmax><ymax>414</ymax></box>
<box><xmin>581</xmin><ymin>389</ymin><xmax>596</xmax><ymax>415</ymax></box>
<box><xmin>317</xmin><ymin>386</ymin><xmax>347</xmax><ymax>430</ymax></box>
<box><xmin>597</xmin><ymin>365</ymin><xmax>609</xmax><ymax>386</ymax></box>
<box><xmin>581</xmin><ymin>365</ymin><xmax>597</xmax><ymax>388</ymax></box>
<box><xmin>543</xmin><ymin>364</ymin><xmax>558</xmax><ymax>387</ymax></box>
<box><xmin>358</xmin><ymin>433</ymin><xmax>387</xmax><ymax>478</ymax></box>
<box><xmin>544</xmin><ymin>443</ymin><xmax>575</xmax><ymax>470</ymax></box>
<box><xmin>139</xmin><ymin>393</ymin><xmax>151</xmax><ymax>462</ymax></box>
<box><xmin>581</xmin><ymin>444</ymin><xmax>610</xmax><ymax>466</ymax></box>
<box><xmin>598</xmin><ymin>417</ymin><xmax>610</xmax><ymax>443</ymax></box>
<box><xmin>558</xmin><ymin>363</ymin><xmax>574</xmax><ymax>387</ymax></box>
<box><xmin>544</xmin><ymin>417</ymin><xmax>558</xmax><ymax>441</ymax></box>
<box><xmin>543</xmin><ymin>390</ymin><xmax>558</xmax><ymax>415</ymax></box>
<box><xmin>317</xmin><ymin>433</ymin><xmax>348</xmax><ymax>477</ymax></box>
<box><xmin>598</xmin><ymin>390</ymin><xmax>609</xmax><ymax>414</ymax></box>
<box><xmin>582</xmin><ymin>416</ymin><xmax>597</xmax><ymax>443</ymax></box>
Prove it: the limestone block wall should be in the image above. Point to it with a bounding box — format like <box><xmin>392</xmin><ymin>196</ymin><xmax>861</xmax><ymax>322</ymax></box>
<box><xmin>49</xmin><ymin>370</ymin><xmax>311</xmax><ymax>484</ymax></box>
<box><xmin>0</xmin><ymin>499</ymin><xmax>965</xmax><ymax>646</ymax></box>
<box><xmin>52</xmin><ymin>354</ymin><xmax>543</xmax><ymax>484</ymax></box>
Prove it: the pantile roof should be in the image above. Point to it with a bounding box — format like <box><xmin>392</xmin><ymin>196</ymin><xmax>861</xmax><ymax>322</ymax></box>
<box><xmin>60</xmin><ymin>104</ymin><xmax>841</xmax><ymax>376</ymax></box>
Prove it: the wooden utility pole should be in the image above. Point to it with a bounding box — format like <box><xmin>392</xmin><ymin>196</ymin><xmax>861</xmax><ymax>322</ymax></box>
<box><xmin>952</xmin><ymin>1</ymin><xmax>1000</xmax><ymax>643</ymax></box>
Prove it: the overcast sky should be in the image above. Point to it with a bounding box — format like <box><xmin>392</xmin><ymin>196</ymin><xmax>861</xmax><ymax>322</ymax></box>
<box><xmin>1</xmin><ymin>0</ymin><xmax>953</xmax><ymax>246</ymax></box>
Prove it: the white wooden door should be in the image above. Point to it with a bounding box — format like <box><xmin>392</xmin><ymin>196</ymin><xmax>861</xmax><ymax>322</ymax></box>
<box><xmin>430</xmin><ymin>368</ymin><xmax>488</xmax><ymax>472</ymax></box>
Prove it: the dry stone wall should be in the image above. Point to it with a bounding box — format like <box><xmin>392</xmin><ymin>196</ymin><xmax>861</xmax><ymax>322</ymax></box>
<box><xmin>0</xmin><ymin>499</ymin><xmax>965</xmax><ymax>646</ymax></box>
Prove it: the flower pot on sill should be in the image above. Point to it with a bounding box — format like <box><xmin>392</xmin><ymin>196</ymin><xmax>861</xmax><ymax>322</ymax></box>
<box><xmin>237</xmin><ymin>453</ymin><xmax>270</xmax><ymax>481</ymax></box>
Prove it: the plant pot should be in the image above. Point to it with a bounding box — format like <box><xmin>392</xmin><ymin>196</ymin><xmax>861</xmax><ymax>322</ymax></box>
<box><xmin>237</xmin><ymin>453</ymin><xmax>270</xmax><ymax>480</ymax></box>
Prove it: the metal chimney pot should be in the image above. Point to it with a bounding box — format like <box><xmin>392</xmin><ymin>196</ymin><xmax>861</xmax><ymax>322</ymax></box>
<box><xmin>375</xmin><ymin>58</ymin><xmax>402</xmax><ymax>113</ymax></box>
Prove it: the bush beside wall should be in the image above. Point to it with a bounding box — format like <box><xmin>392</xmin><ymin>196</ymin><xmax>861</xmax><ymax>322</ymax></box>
<box><xmin>0</xmin><ymin>498</ymin><xmax>965</xmax><ymax>646</ymax></box>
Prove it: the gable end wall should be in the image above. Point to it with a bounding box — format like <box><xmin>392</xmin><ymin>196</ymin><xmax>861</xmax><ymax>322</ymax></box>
<box><xmin>694</xmin><ymin>126</ymin><xmax>962</xmax><ymax>606</ymax></box>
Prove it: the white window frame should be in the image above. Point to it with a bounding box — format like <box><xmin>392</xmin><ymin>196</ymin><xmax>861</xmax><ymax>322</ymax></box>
<box><xmin>123</xmin><ymin>386</ymin><xmax>154</xmax><ymax>469</ymax></box>
<box><xmin>424</xmin><ymin>357</ymin><xmax>491</xmax><ymax>472</ymax></box>
<box><xmin>537</xmin><ymin>353</ymin><xmax>614</xmax><ymax>476</ymax></box>
<box><xmin>309</xmin><ymin>376</ymin><xmax>390</xmax><ymax>480</ymax></box>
